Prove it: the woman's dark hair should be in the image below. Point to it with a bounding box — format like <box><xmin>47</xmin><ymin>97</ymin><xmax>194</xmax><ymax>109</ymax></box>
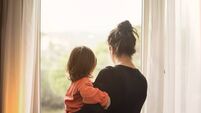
<box><xmin>108</xmin><ymin>20</ymin><xmax>139</xmax><ymax>57</ymax></box>
<box><xmin>67</xmin><ymin>46</ymin><xmax>97</xmax><ymax>82</ymax></box>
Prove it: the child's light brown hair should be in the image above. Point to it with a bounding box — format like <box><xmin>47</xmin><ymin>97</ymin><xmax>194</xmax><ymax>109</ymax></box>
<box><xmin>67</xmin><ymin>46</ymin><xmax>97</xmax><ymax>82</ymax></box>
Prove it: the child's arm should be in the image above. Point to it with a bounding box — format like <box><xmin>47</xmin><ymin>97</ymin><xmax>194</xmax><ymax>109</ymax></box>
<box><xmin>78</xmin><ymin>78</ymin><xmax>110</xmax><ymax>109</ymax></box>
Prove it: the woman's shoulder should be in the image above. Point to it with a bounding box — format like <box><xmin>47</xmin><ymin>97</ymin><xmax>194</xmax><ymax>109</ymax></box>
<box><xmin>95</xmin><ymin>66</ymin><xmax>115</xmax><ymax>82</ymax></box>
<box><xmin>98</xmin><ymin>66</ymin><xmax>115</xmax><ymax>76</ymax></box>
<box><xmin>100</xmin><ymin>66</ymin><xmax>114</xmax><ymax>71</ymax></box>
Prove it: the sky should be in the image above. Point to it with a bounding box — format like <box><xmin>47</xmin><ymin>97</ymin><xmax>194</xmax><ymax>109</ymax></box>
<box><xmin>41</xmin><ymin>0</ymin><xmax>142</xmax><ymax>32</ymax></box>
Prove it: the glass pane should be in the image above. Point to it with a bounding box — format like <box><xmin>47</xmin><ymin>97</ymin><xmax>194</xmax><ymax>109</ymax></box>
<box><xmin>41</xmin><ymin>0</ymin><xmax>142</xmax><ymax>113</ymax></box>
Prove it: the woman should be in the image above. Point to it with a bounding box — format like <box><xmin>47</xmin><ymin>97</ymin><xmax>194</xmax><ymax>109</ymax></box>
<box><xmin>78</xmin><ymin>20</ymin><xmax>147</xmax><ymax>113</ymax></box>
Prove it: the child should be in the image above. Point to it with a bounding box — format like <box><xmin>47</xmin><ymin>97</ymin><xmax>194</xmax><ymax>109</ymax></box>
<box><xmin>64</xmin><ymin>46</ymin><xmax>110</xmax><ymax>113</ymax></box>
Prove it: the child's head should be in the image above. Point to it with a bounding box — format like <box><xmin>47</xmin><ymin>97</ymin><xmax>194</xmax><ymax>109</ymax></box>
<box><xmin>67</xmin><ymin>46</ymin><xmax>97</xmax><ymax>82</ymax></box>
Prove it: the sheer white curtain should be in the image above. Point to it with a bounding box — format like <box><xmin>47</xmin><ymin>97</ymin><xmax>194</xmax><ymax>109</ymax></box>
<box><xmin>142</xmin><ymin>0</ymin><xmax>165</xmax><ymax>113</ymax></box>
<box><xmin>142</xmin><ymin>0</ymin><xmax>201</xmax><ymax>113</ymax></box>
<box><xmin>0</xmin><ymin>0</ymin><xmax>40</xmax><ymax>113</ymax></box>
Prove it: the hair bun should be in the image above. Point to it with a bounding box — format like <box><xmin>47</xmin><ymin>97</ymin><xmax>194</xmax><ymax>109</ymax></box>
<box><xmin>117</xmin><ymin>20</ymin><xmax>133</xmax><ymax>32</ymax></box>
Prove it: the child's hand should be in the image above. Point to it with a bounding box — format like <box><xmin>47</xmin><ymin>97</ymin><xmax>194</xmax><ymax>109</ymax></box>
<box><xmin>104</xmin><ymin>96</ymin><xmax>111</xmax><ymax>110</ymax></box>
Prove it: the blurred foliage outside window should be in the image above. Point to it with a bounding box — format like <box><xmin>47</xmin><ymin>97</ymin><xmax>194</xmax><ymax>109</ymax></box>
<box><xmin>41</xmin><ymin>26</ymin><xmax>141</xmax><ymax>113</ymax></box>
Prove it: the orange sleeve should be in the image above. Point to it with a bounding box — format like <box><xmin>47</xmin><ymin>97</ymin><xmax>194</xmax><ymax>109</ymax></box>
<box><xmin>78</xmin><ymin>78</ymin><xmax>109</xmax><ymax>108</ymax></box>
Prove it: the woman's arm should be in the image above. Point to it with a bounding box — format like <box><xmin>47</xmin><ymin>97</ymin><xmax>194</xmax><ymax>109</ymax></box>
<box><xmin>94</xmin><ymin>67</ymin><xmax>113</xmax><ymax>93</ymax></box>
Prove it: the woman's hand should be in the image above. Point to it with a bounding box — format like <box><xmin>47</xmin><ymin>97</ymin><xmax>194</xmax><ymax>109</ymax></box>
<box><xmin>104</xmin><ymin>96</ymin><xmax>111</xmax><ymax>110</ymax></box>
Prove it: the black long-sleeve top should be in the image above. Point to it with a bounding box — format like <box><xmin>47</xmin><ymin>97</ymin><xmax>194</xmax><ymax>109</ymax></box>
<box><xmin>77</xmin><ymin>65</ymin><xmax>147</xmax><ymax>113</ymax></box>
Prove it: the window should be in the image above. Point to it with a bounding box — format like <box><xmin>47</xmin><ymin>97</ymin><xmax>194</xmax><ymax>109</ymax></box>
<box><xmin>41</xmin><ymin>0</ymin><xmax>142</xmax><ymax>113</ymax></box>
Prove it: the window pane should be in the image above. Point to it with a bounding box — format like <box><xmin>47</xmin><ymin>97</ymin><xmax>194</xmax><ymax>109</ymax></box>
<box><xmin>41</xmin><ymin>0</ymin><xmax>142</xmax><ymax>113</ymax></box>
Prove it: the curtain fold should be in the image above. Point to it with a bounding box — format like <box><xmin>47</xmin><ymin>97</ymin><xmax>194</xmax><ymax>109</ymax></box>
<box><xmin>164</xmin><ymin>0</ymin><xmax>201</xmax><ymax>113</ymax></box>
<box><xmin>0</xmin><ymin>0</ymin><xmax>40</xmax><ymax>113</ymax></box>
<box><xmin>142</xmin><ymin>0</ymin><xmax>166</xmax><ymax>113</ymax></box>
<box><xmin>142</xmin><ymin>0</ymin><xmax>201</xmax><ymax>113</ymax></box>
<box><xmin>0</xmin><ymin>0</ymin><xmax>3</xmax><ymax>112</ymax></box>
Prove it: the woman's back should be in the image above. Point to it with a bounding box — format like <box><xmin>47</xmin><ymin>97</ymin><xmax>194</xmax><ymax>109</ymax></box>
<box><xmin>94</xmin><ymin>65</ymin><xmax>147</xmax><ymax>113</ymax></box>
<box><xmin>76</xmin><ymin>20</ymin><xmax>147</xmax><ymax>113</ymax></box>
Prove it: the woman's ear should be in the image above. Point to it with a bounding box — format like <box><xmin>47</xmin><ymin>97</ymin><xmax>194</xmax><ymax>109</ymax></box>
<box><xmin>109</xmin><ymin>46</ymin><xmax>113</xmax><ymax>54</ymax></box>
<box><xmin>109</xmin><ymin>46</ymin><xmax>116</xmax><ymax>64</ymax></box>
